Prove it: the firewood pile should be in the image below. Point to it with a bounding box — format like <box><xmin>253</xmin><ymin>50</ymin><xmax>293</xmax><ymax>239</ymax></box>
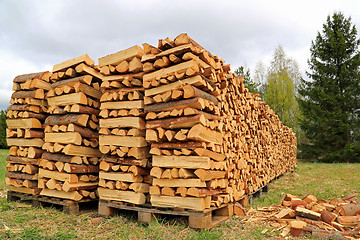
<box><xmin>5</xmin><ymin>33</ymin><xmax>297</xmax><ymax>211</ymax></box>
<box><xmin>241</xmin><ymin>193</ymin><xmax>360</xmax><ymax>239</ymax></box>
<box><xmin>97</xmin><ymin>46</ymin><xmax>151</xmax><ymax>204</ymax></box>
<box><xmin>221</xmin><ymin>77</ymin><xmax>297</xmax><ymax>195</ymax></box>
<box><xmin>6</xmin><ymin>72</ymin><xmax>51</xmax><ymax>195</ymax></box>
<box><xmin>38</xmin><ymin>54</ymin><xmax>102</xmax><ymax>201</ymax></box>
<box><xmin>141</xmin><ymin>33</ymin><xmax>297</xmax><ymax>210</ymax></box>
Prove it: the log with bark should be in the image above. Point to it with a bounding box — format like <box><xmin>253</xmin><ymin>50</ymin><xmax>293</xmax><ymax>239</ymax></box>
<box><xmin>6</xmin><ymin>72</ymin><xmax>53</xmax><ymax>195</ymax></box>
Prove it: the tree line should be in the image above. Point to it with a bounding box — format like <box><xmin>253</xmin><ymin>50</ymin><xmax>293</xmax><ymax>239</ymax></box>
<box><xmin>236</xmin><ymin>12</ymin><xmax>360</xmax><ymax>162</ymax></box>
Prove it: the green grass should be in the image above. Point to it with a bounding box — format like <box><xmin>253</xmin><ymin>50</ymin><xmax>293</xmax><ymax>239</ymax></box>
<box><xmin>0</xmin><ymin>153</ymin><xmax>358</xmax><ymax>239</ymax></box>
<box><xmin>253</xmin><ymin>162</ymin><xmax>360</xmax><ymax>208</ymax></box>
<box><xmin>0</xmin><ymin>149</ymin><xmax>8</xmax><ymax>191</ymax></box>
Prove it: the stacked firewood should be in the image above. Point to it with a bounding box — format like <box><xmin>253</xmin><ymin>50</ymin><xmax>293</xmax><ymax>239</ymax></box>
<box><xmin>97</xmin><ymin>46</ymin><xmax>151</xmax><ymax>205</ymax></box>
<box><xmin>140</xmin><ymin>35</ymin><xmax>231</xmax><ymax>211</ymax></box>
<box><xmin>6</xmin><ymin>71</ymin><xmax>51</xmax><ymax>195</ymax></box>
<box><xmin>5</xmin><ymin>33</ymin><xmax>297</xmax><ymax>212</ymax></box>
<box><xmin>38</xmin><ymin>54</ymin><xmax>102</xmax><ymax>201</ymax></box>
<box><xmin>242</xmin><ymin>193</ymin><xmax>360</xmax><ymax>238</ymax></box>
<box><xmin>141</xmin><ymin>33</ymin><xmax>297</xmax><ymax>211</ymax></box>
<box><xmin>219</xmin><ymin>73</ymin><xmax>297</xmax><ymax>197</ymax></box>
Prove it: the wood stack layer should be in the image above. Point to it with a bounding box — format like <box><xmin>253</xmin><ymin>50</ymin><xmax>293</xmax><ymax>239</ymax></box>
<box><xmin>6</xmin><ymin>71</ymin><xmax>51</xmax><ymax>195</ymax></box>
<box><xmin>141</xmin><ymin>35</ymin><xmax>228</xmax><ymax>211</ymax></box>
<box><xmin>97</xmin><ymin>46</ymin><xmax>151</xmax><ymax>205</ymax></box>
<box><xmin>220</xmin><ymin>78</ymin><xmax>297</xmax><ymax>195</ymax></box>
<box><xmin>39</xmin><ymin>54</ymin><xmax>102</xmax><ymax>201</ymax></box>
<box><xmin>140</xmin><ymin>33</ymin><xmax>297</xmax><ymax>211</ymax></box>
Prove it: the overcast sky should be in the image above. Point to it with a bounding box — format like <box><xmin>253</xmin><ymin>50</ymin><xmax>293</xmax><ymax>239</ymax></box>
<box><xmin>0</xmin><ymin>0</ymin><xmax>359</xmax><ymax>110</ymax></box>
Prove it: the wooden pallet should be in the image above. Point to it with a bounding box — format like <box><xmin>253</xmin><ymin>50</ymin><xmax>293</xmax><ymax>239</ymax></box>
<box><xmin>34</xmin><ymin>195</ymin><xmax>97</xmax><ymax>215</ymax></box>
<box><xmin>7</xmin><ymin>190</ymin><xmax>38</xmax><ymax>205</ymax></box>
<box><xmin>249</xmin><ymin>184</ymin><xmax>269</xmax><ymax>204</ymax></box>
<box><xmin>7</xmin><ymin>191</ymin><xmax>97</xmax><ymax>215</ymax></box>
<box><xmin>98</xmin><ymin>199</ymin><xmax>234</xmax><ymax>229</ymax></box>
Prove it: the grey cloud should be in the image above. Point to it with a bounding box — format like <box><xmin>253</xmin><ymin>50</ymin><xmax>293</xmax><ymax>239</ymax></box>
<box><xmin>0</xmin><ymin>0</ymin><xmax>359</xmax><ymax>110</ymax></box>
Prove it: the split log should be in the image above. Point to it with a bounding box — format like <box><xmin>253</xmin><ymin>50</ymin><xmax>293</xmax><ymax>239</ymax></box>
<box><xmin>7</xmin><ymin>138</ymin><xmax>44</xmax><ymax>148</ymax></box>
<box><xmin>62</xmin><ymin>181</ymin><xmax>98</xmax><ymax>192</ymax></box>
<box><xmin>295</xmin><ymin>207</ymin><xmax>321</xmax><ymax>221</ymax></box>
<box><xmin>11</xmin><ymin>89</ymin><xmax>45</xmax><ymax>100</ymax></box>
<box><xmin>45</xmin><ymin>114</ymin><xmax>89</xmax><ymax>127</ymax></box>
<box><xmin>45</xmin><ymin>132</ymin><xmax>82</xmax><ymax>145</ymax></box>
<box><xmin>153</xmin><ymin>178</ymin><xmax>206</xmax><ymax>188</ymax></box>
<box><xmin>75</xmin><ymin>63</ymin><xmax>103</xmax><ymax>80</ymax></box>
<box><xmin>100</xmin><ymin>100</ymin><xmax>144</xmax><ymax>110</ymax></box>
<box><xmin>53</xmin><ymin>54</ymin><xmax>95</xmax><ymax>72</ymax></box>
<box><xmin>182</xmin><ymin>84</ymin><xmax>218</xmax><ymax>104</ymax></box>
<box><xmin>146</xmin><ymin>115</ymin><xmax>206</xmax><ymax>129</ymax></box>
<box><xmin>38</xmin><ymin>168</ymin><xmax>78</xmax><ymax>183</ymax></box>
<box><xmin>14</xmin><ymin>72</ymin><xmax>51</xmax><ymax>83</ymax></box>
<box><xmin>41</xmin><ymin>152</ymin><xmax>83</xmax><ymax>164</ymax></box>
<box><xmin>187</xmin><ymin>124</ymin><xmax>222</xmax><ymax>144</ymax></box>
<box><xmin>194</xmin><ymin>169</ymin><xmax>226</xmax><ymax>181</ymax></box>
<box><xmin>63</xmin><ymin>163</ymin><xmax>99</xmax><ymax>173</ymax></box>
<box><xmin>6</xmin><ymin>118</ymin><xmax>42</xmax><ymax>129</ymax></box>
<box><xmin>150</xmin><ymin>195</ymin><xmax>206</xmax><ymax>211</ymax></box>
<box><xmin>99</xmin><ymin>116</ymin><xmax>145</xmax><ymax>129</ymax></box>
<box><xmin>47</xmin><ymin>92</ymin><xmax>88</xmax><ymax>106</ymax></box>
<box><xmin>67</xmin><ymin>123</ymin><xmax>99</xmax><ymax>139</ymax></box>
<box><xmin>194</xmin><ymin>148</ymin><xmax>225</xmax><ymax>161</ymax></box>
<box><xmin>25</xmin><ymin>129</ymin><xmax>44</xmax><ymax>139</ymax></box>
<box><xmin>143</xmin><ymin>60</ymin><xmax>198</xmax><ymax>82</ymax></box>
<box><xmin>152</xmin><ymin>156</ymin><xmax>211</xmax><ymax>169</ymax></box>
<box><xmin>6</xmin><ymin>155</ymin><xmax>38</xmax><ymax>165</ymax></box>
<box><xmin>8</xmin><ymin>104</ymin><xmax>41</xmax><ymax>113</ymax></box>
<box><xmin>51</xmin><ymin>75</ymin><xmax>93</xmax><ymax>88</ymax></box>
<box><xmin>144</xmin><ymin>97</ymin><xmax>208</xmax><ymax>113</ymax></box>
<box><xmin>70</xmin><ymin>104</ymin><xmax>100</xmax><ymax>115</ymax></box>
<box><xmin>129</xmin><ymin>183</ymin><xmax>150</xmax><ymax>193</ymax></box>
<box><xmin>62</xmin><ymin>144</ymin><xmax>102</xmax><ymax>157</ymax></box>
<box><xmin>40</xmin><ymin>188</ymin><xmax>83</xmax><ymax>201</ymax></box>
<box><xmin>73</xmin><ymin>82</ymin><xmax>102</xmax><ymax>99</ymax></box>
<box><xmin>99</xmin><ymin>45</ymin><xmax>144</xmax><ymax>67</ymax></box>
<box><xmin>99</xmin><ymin>136</ymin><xmax>147</xmax><ymax>147</ymax></box>
<box><xmin>98</xmin><ymin>187</ymin><xmax>146</xmax><ymax>205</ymax></box>
<box><xmin>186</xmin><ymin>187</ymin><xmax>222</xmax><ymax>198</ymax></box>
<box><xmin>5</xmin><ymin>172</ymin><xmax>37</xmax><ymax>180</ymax></box>
<box><xmin>99</xmin><ymin>172</ymin><xmax>143</xmax><ymax>183</ymax></box>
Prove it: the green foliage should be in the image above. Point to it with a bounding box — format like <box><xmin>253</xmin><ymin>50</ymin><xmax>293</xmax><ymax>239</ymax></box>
<box><xmin>298</xmin><ymin>12</ymin><xmax>360</xmax><ymax>162</ymax></box>
<box><xmin>234</xmin><ymin>66</ymin><xmax>261</xmax><ymax>95</ymax></box>
<box><xmin>235</xmin><ymin>48</ymin><xmax>301</xmax><ymax>139</ymax></box>
<box><xmin>0</xmin><ymin>110</ymin><xmax>8</xmax><ymax>149</ymax></box>
<box><xmin>263</xmin><ymin>45</ymin><xmax>301</xmax><ymax>135</ymax></box>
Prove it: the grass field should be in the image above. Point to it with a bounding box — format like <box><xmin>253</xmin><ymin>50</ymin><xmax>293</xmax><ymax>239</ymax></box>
<box><xmin>0</xmin><ymin>150</ymin><xmax>359</xmax><ymax>239</ymax></box>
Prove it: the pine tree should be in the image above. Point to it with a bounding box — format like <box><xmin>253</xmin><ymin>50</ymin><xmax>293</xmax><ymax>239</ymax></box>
<box><xmin>0</xmin><ymin>110</ymin><xmax>8</xmax><ymax>149</ymax></box>
<box><xmin>298</xmin><ymin>12</ymin><xmax>360</xmax><ymax>162</ymax></box>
